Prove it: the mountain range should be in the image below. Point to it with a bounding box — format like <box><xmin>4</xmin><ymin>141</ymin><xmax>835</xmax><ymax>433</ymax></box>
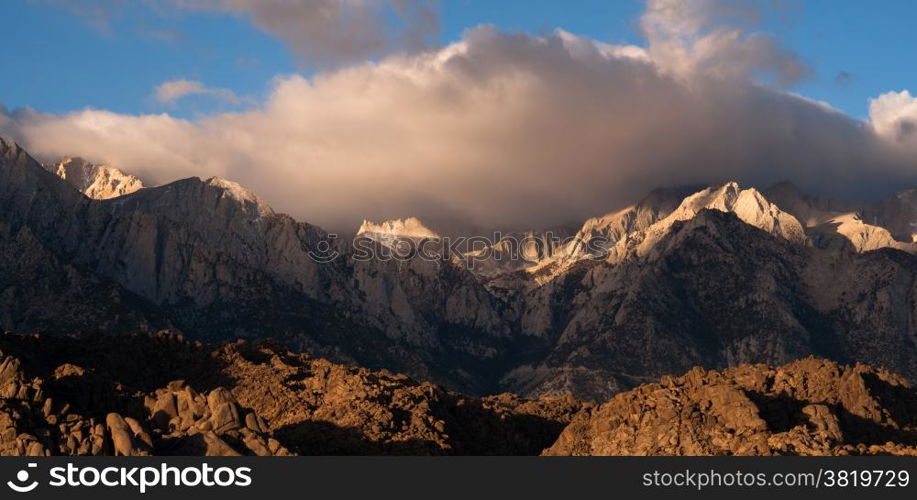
<box><xmin>3</xmin><ymin>135</ymin><xmax>917</xmax><ymax>402</ymax></box>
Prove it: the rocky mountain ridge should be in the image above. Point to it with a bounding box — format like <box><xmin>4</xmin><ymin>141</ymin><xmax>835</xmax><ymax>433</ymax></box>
<box><xmin>507</xmin><ymin>209</ymin><xmax>917</xmax><ymax>398</ymax></box>
<box><xmin>765</xmin><ymin>181</ymin><xmax>917</xmax><ymax>253</ymax></box>
<box><xmin>4</xmin><ymin>135</ymin><xmax>917</xmax><ymax>402</ymax></box>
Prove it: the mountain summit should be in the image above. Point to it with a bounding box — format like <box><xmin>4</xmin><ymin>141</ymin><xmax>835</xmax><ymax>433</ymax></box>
<box><xmin>357</xmin><ymin>217</ymin><xmax>440</xmax><ymax>239</ymax></box>
<box><xmin>44</xmin><ymin>157</ymin><xmax>144</xmax><ymax>199</ymax></box>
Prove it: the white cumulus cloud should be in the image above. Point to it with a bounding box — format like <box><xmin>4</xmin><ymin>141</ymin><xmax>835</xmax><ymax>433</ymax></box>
<box><xmin>870</xmin><ymin>90</ymin><xmax>917</xmax><ymax>148</ymax></box>
<box><xmin>2</xmin><ymin>1</ymin><xmax>916</xmax><ymax>233</ymax></box>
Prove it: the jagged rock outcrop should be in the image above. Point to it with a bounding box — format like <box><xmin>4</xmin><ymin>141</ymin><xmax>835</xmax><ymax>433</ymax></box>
<box><xmin>214</xmin><ymin>340</ymin><xmax>583</xmax><ymax>455</ymax></box>
<box><xmin>358</xmin><ymin>217</ymin><xmax>440</xmax><ymax>242</ymax></box>
<box><xmin>44</xmin><ymin>157</ymin><xmax>144</xmax><ymax>199</ymax></box>
<box><xmin>545</xmin><ymin>358</ymin><xmax>917</xmax><ymax>456</ymax></box>
<box><xmin>808</xmin><ymin>213</ymin><xmax>912</xmax><ymax>253</ymax></box>
<box><xmin>524</xmin><ymin>183</ymin><xmax>806</xmax><ymax>285</ymax></box>
<box><xmin>764</xmin><ymin>181</ymin><xmax>917</xmax><ymax>253</ymax></box>
<box><xmin>0</xmin><ymin>339</ymin><xmax>289</xmax><ymax>456</ymax></box>
<box><xmin>142</xmin><ymin>382</ymin><xmax>289</xmax><ymax>456</ymax></box>
<box><xmin>524</xmin><ymin>187</ymin><xmax>690</xmax><ymax>284</ymax></box>
<box><xmin>459</xmin><ymin>228</ymin><xmax>577</xmax><ymax>278</ymax></box>
<box><xmin>631</xmin><ymin>182</ymin><xmax>809</xmax><ymax>256</ymax></box>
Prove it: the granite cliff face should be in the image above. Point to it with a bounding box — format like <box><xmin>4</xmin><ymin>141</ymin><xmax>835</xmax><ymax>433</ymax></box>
<box><xmin>3</xmin><ymin>135</ymin><xmax>917</xmax><ymax>402</ymax></box>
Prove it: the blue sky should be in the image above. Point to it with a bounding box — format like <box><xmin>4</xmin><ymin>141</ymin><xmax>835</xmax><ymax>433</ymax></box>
<box><xmin>0</xmin><ymin>0</ymin><xmax>913</xmax><ymax>121</ymax></box>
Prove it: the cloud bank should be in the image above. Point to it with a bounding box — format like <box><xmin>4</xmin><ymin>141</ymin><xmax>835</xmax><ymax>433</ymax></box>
<box><xmin>3</xmin><ymin>0</ymin><xmax>916</xmax><ymax>232</ymax></box>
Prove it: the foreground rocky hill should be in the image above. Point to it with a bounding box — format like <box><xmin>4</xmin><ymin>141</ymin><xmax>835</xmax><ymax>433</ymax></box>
<box><xmin>0</xmin><ymin>332</ymin><xmax>582</xmax><ymax>456</ymax></box>
<box><xmin>545</xmin><ymin>357</ymin><xmax>917</xmax><ymax>456</ymax></box>
<box><xmin>1</xmin><ymin>332</ymin><xmax>915</xmax><ymax>456</ymax></box>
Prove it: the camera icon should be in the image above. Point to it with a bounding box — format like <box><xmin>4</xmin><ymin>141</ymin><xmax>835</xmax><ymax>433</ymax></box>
<box><xmin>308</xmin><ymin>234</ymin><xmax>340</xmax><ymax>264</ymax></box>
<box><xmin>7</xmin><ymin>463</ymin><xmax>38</xmax><ymax>493</ymax></box>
